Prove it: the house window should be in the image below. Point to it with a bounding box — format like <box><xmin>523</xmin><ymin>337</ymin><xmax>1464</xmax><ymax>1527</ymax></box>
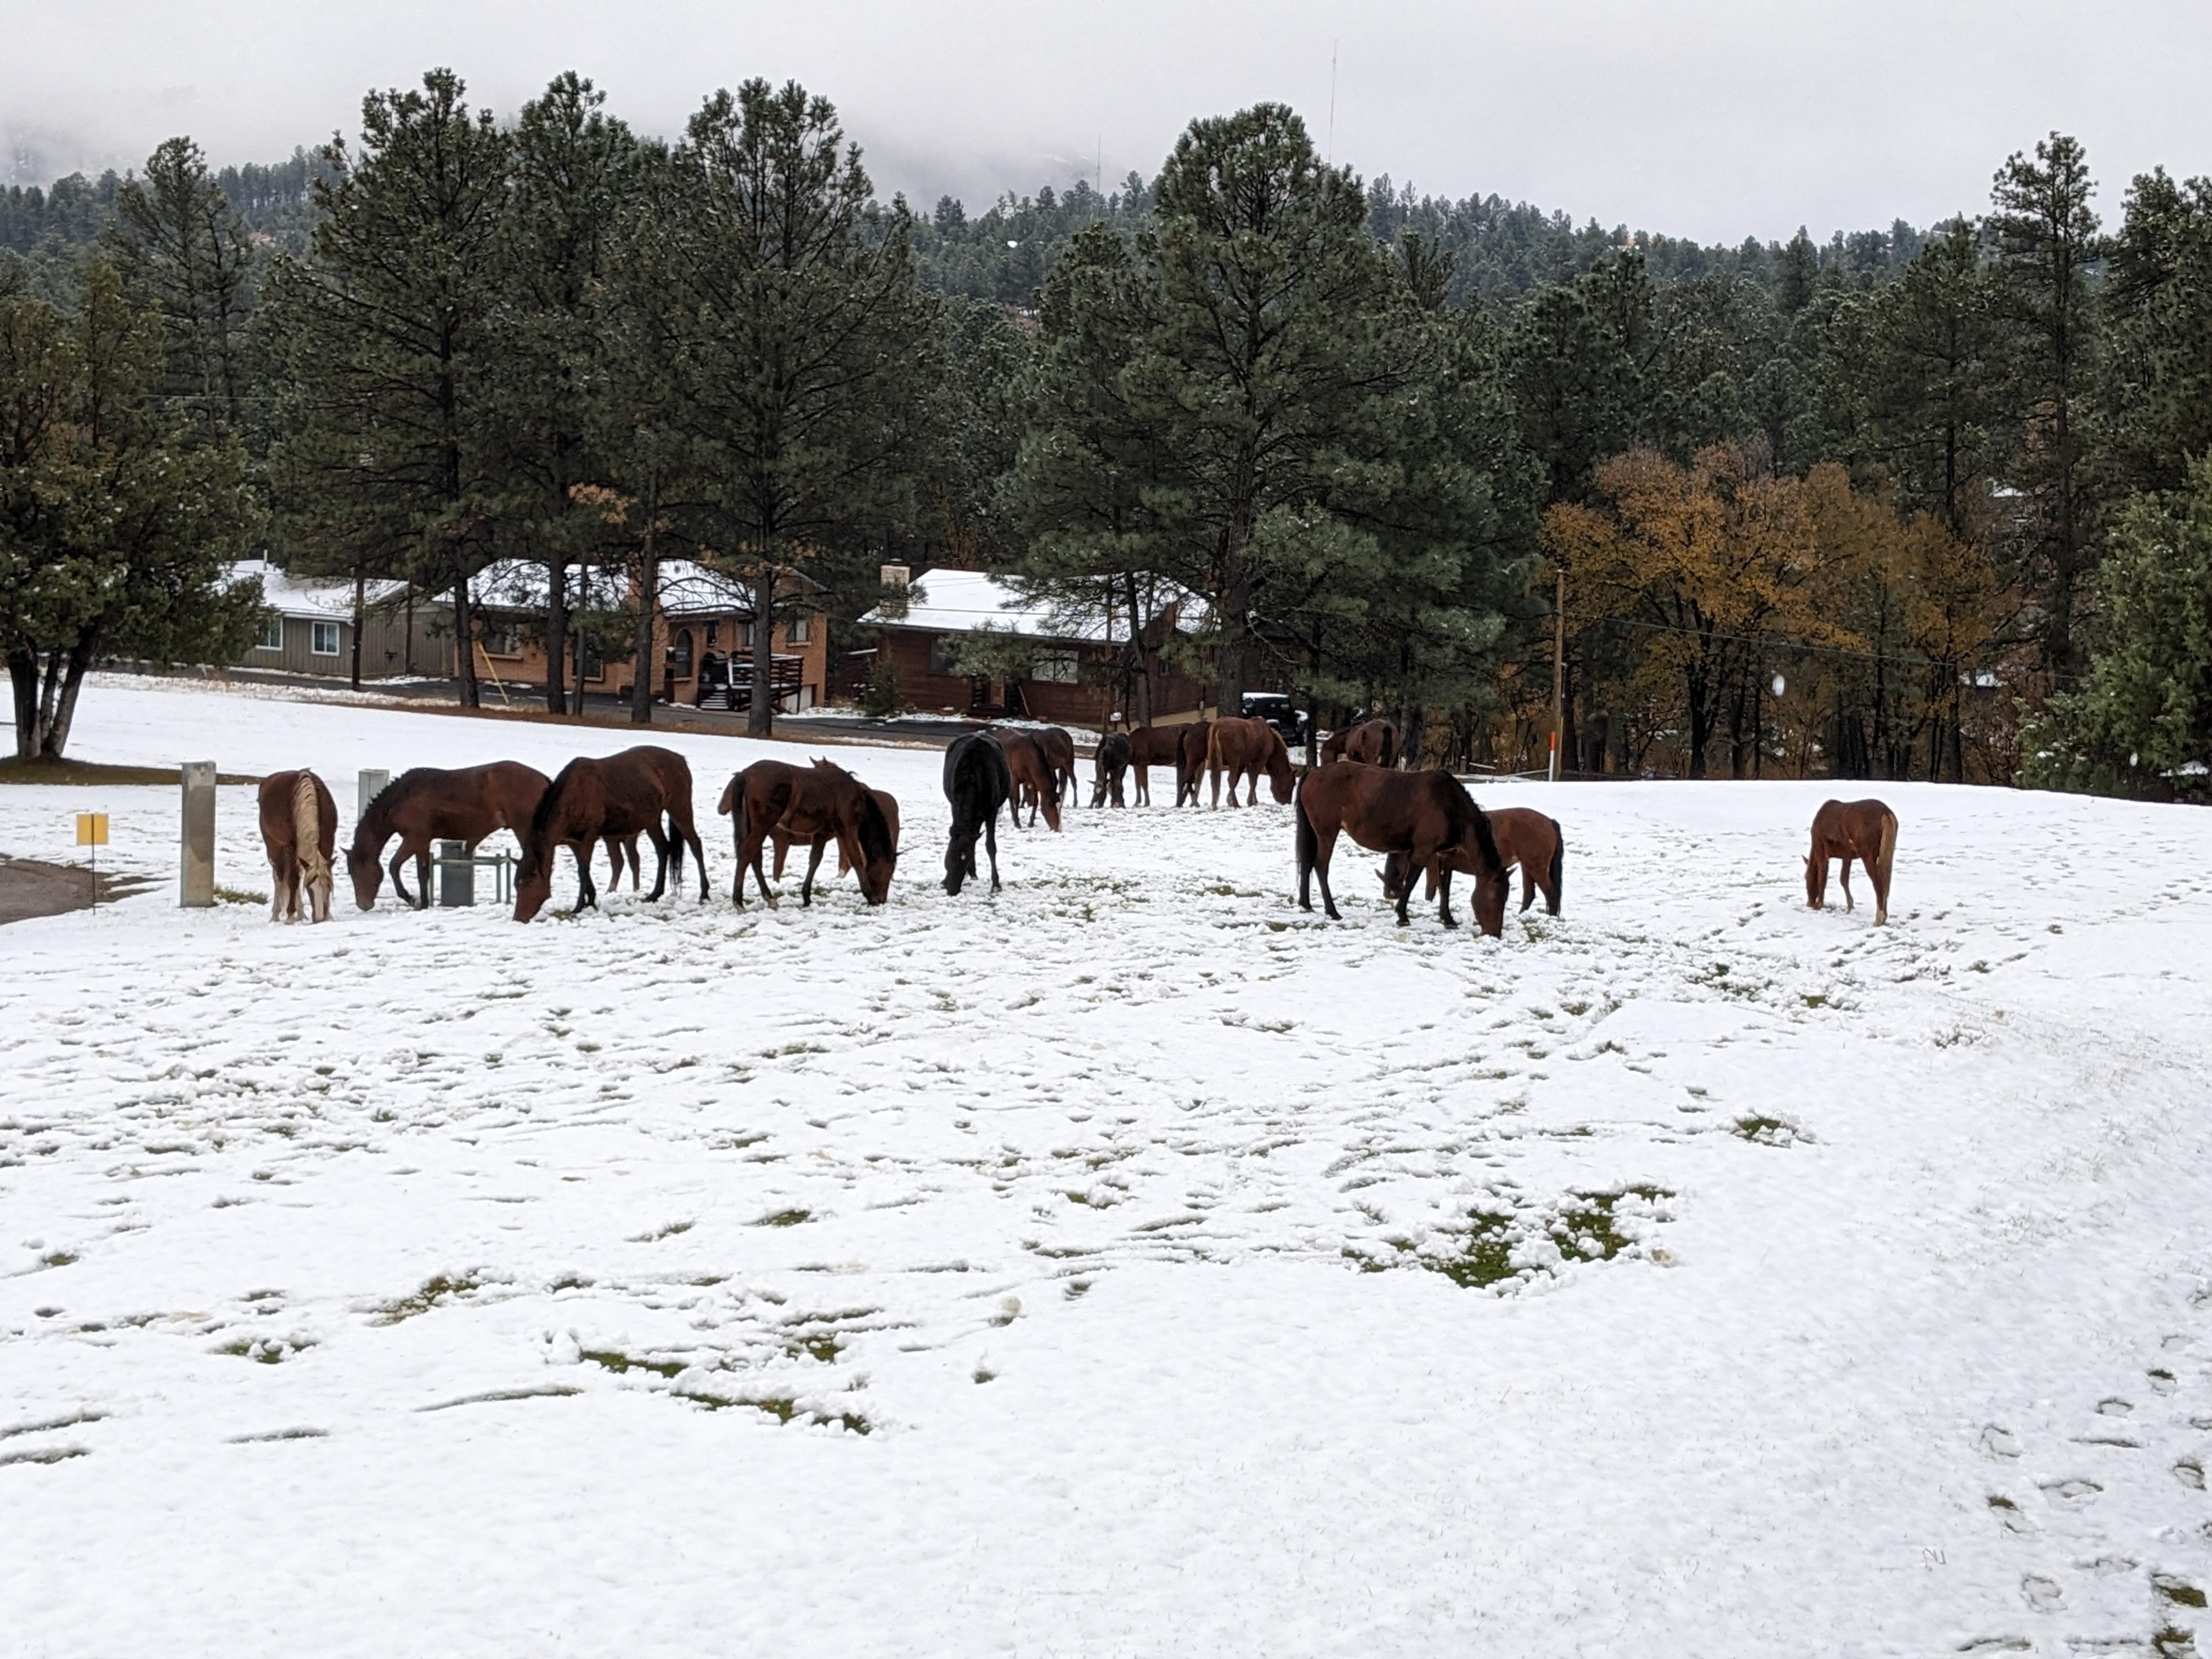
<box><xmin>928</xmin><ymin>635</ymin><xmax>962</xmax><ymax>675</ymax></box>
<box><xmin>483</xmin><ymin>622</ymin><xmax>522</xmax><ymax>658</ymax></box>
<box><xmin>705</xmin><ymin>622</ymin><xmax>718</xmax><ymax>646</ymax></box>
<box><xmin>786</xmin><ymin>614</ymin><xmax>811</xmax><ymax>645</ymax></box>
<box><xmin>671</xmin><ymin>629</ymin><xmax>694</xmax><ymax>678</ymax></box>
<box><xmin>1031</xmin><ymin>650</ymin><xmax>1078</xmax><ymax>684</ymax></box>
<box><xmin>256</xmin><ymin>614</ymin><xmax>284</xmax><ymax>651</ymax></box>
<box><xmin>740</xmin><ymin>620</ymin><xmax>757</xmax><ymax>648</ymax></box>
<box><xmin>311</xmin><ymin>620</ymin><xmax>341</xmax><ymax>656</ymax></box>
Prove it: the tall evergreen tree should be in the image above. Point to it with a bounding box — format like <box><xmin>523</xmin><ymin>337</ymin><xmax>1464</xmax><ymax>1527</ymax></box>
<box><xmin>1988</xmin><ymin>132</ymin><xmax>2106</xmax><ymax>679</ymax></box>
<box><xmin>653</xmin><ymin>78</ymin><xmax>934</xmax><ymax>736</ymax></box>
<box><xmin>264</xmin><ymin>69</ymin><xmax>510</xmax><ymax>705</ymax></box>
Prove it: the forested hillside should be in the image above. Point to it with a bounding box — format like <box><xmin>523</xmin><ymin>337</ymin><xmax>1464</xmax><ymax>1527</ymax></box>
<box><xmin>3</xmin><ymin>72</ymin><xmax>2205</xmax><ymax>795</ymax></box>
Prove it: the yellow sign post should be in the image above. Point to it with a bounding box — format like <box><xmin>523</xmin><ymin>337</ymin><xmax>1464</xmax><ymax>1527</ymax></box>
<box><xmin>75</xmin><ymin>811</ymin><xmax>108</xmax><ymax>906</ymax></box>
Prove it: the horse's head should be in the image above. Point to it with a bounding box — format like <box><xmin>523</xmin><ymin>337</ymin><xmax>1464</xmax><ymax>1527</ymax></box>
<box><xmin>1268</xmin><ymin>738</ymin><xmax>1296</xmax><ymax>802</ymax></box>
<box><xmin>345</xmin><ymin>842</ymin><xmax>383</xmax><ymax>910</ymax></box>
<box><xmin>943</xmin><ymin>828</ymin><xmax>977</xmax><ymax>895</ymax></box>
<box><xmin>850</xmin><ymin>792</ymin><xmax>899</xmax><ymax>906</ymax></box>
<box><xmin>512</xmin><ymin>844</ymin><xmax>554</xmax><ymax>922</ymax></box>
<box><xmin>1377</xmin><ymin>853</ymin><xmax>1413</xmax><ymax>903</ymax></box>
<box><xmin>1472</xmin><ymin>870</ymin><xmax>1509</xmax><ymax>938</ymax></box>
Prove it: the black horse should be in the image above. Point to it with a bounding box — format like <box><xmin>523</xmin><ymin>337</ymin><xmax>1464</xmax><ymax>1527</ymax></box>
<box><xmin>1091</xmin><ymin>731</ymin><xmax>1132</xmax><ymax>807</ymax></box>
<box><xmin>943</xmin><ymin>730</ymin><xmax>1013</xmax><ymax>895</ymax></box>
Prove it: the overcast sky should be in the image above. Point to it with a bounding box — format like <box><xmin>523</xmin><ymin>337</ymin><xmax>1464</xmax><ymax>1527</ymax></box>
<box><xmin>7</xmin><ymin>0</ymin><xmax>2209</xmax><ymax>243</ymax></box>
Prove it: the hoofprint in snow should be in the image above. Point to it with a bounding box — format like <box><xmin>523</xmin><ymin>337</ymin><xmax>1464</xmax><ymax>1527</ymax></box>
<box><xmin>4</xmin><ymin>676</ymin><xmax>2211</xmax><ymax>1658</ymax></box>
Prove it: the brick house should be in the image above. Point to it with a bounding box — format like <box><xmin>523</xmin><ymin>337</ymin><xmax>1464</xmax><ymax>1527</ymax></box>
<box><xmin>857</xmin><ymin>569</ymin><xmax>1207</xmax><ymax>727</ymax></box>
<box><xmin>472</xmin><ymin>559</ymin><xmax>831</xmax><ymax>711</ymax></box>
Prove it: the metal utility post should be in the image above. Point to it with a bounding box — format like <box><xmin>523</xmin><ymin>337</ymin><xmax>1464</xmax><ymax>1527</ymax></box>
<box><xmin>1550</xmin><ymin>568</ymin><xmax>1566</xmax><ymax>783</ymax></box>
<box><xmin>179</xmin><ymin>761</ymin><xmax>216</xmax><ymax>907</ymax></box>
<box><xmin>436</xmin><ymin>839</ymin><xmax>473</xmax><ymax>907</ymax></box>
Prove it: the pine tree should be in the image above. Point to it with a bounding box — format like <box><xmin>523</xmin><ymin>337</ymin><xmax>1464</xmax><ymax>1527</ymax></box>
<box><xmin>264</xmin><ymin>69</ymin><xmax>510</xmax><ymax>706</ymax></box>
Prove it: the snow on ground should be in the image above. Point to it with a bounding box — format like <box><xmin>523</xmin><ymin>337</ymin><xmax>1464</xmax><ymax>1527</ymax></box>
<box><xmin>4</xmin><ymin>676</ymin><xmax>2212</xmax><ymax>1657</ymax></box>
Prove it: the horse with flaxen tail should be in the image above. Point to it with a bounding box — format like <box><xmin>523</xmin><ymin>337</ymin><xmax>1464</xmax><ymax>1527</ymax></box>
<box><xmin>1805</xmin><ymin>798</ymin><xmax>1898</xmax><ymax>926</ymax></box>
<box><xmin>513</xmin><ymin>746</ymin><xmax>707</xmax><ymax>922</ymax></box>
<box><xmin>1295</xmin><ymin>761</ymin><xmax>1509</xmax><ymax>936</ymax></box>
<box><xmin>260</xmin><ymin>768</ymin><xmax>338</xmax><ymax>924</ymax></box>
<box><xmin>942</xmin><ymin>730</ymin><xmax>1012</xmax><ymax>895</ymax></box>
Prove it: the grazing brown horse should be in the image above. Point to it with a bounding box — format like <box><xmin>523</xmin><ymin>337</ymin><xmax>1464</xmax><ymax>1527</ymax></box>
<box><xmin>259</xmin><ymin>769</ymin><xmax>338</xmax><ymax>924</ymax></box>
<box><xmin>1295</xmin><ymin>762</ymin><xmax>1509</xmax><ymax>935</ymax></box>
<box><xmin>986</xmin><ymin>728</ymin><xmax>1062</xmax><ymax>831</ymax></box>
<box><xmin>721</xmin><ymin>758</ymin><xmax>898</xmax><ymax>909</ymax></box>
<box><xmin>1123</xmin><ymin>726</ymin><xmax>1185</xmax><ymax>806</ymax></box>
<box><xmin>1382</xmin><ymin>805</ymin><xmax>1565</xmax><ymax>917</ymax></box>
<box><xmin>513</xmin><ymin>746</ymin><xmax>708</xmax><ymax>922</ymax></box>
<box><xmin>769</xmin><ymin>760</ymin><xmax>900</xmax><ymax>881</ymax></box>
<box><xmin>1205</xmin><ymin>716</ymin><xmax>1296</xmax><ymax>808</ymax></box>
<box><xmin>1322</xmin><ymin>718</ymin><xmax>1398</xmax><ymax>768</ymax></box>
<box><xmin>1035</xmin><ymin>726</ymin><xmax>1080</xmax><ymax>809</ymax></box>
<box><xmin>347</xmin><ymin>761</ymin><xmax>550</xmax><ymax>910</ymax></box>
<box><xmin>1091</xmin><ymin>731</ymin><xmax>1132</xmax><ymax>807</ymax></box>
<box><xmin>1806</xmin><ymin>798</ymin><xmax>1898</xmax><ymax>926</ymax></box>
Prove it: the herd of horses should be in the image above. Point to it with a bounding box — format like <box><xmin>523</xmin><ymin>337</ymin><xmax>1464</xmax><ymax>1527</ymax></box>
<box><xmin>251</xmin><ymin>714</ymin><xmax>1901</xmax><ymax>938</ymax></box>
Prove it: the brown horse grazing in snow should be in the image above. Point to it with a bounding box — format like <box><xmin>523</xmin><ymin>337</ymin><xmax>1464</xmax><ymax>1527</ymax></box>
<box><xmin>1806</xmin><ymin>798</ymin><xmax>1898</xmax><ymax>925</ymax></box>
<box><xmin>347</xmin><ymin>761</ymin><xmax>550</xmax><ymax>910</ymax></box>
<box><xmin>770</xmin><ymin>760</ymin><xmax>900</xmax><ymax>881</ymax></box>
<box><xmin>513</xmin><ymin>746</ymin><xmax>708</xmax><ymax>922</ymax></box>
<box><xmin>986</xmin><ymin>728</ymin><xmax>1063</xmax><ymax>831</ymax></box>
<box><xmin>1295</xmin><ymin>762</ymin><xmax>1509</xmax><ymax>935</ymax></box>
<box><xmin>1091</xmin><ymin>731</ymin><xmax>1132</xmax><ymax>806</ymax></box>
<box><xmin>1322</xmin><ymin>718</ymin><xmax>1398</xmax><ymax>768</ymax></box>
<box><xmin>1205</xmin><ymin>717</ymin><xmax>1297</xmax><ymax>808</ymax></box>
<box><xmin>721</xmin><ymin>758</ymin><xmax>899</xmax><ymax>909</ymax></box>
<box><xmin>1122</xmin><ymin>726</ymin><xmax>1184</xmax><ymax>805</ymax></box>
<box><xmin>1035</xmin><ymin>725</ymin><xmax>1080</xmax><ymax>810</ymax></box>
<box><xmin>260</xmin><ymin>769</ymin><xmax>338</xmax><ymax>924</ymax></box>
<box><xmin>1382</xmin><ymin>805</ymin><xmax>1565</xmax><ymax>917</ymax></box>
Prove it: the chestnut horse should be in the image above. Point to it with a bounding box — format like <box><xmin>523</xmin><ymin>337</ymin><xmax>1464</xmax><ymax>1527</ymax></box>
<box><xmin>770</xmin><ymin>761</ymin><xmax>899</xmax><ymax>880</ymax></box>
<box><xmin>1205</xmin><ymin>717</ymin><xmax>1296</xmax><ymax>808</ymax></box>
<box><xmin>1322</xmin><ymin>719</ymin><xmax>1398</xmax><ymax>768</ymax></box>
<box><xmin>986</xmin><ymin>728</ymin><xmax>1062</xmax><ymax>831</ymax></box>
<box><xmin>943</xmin><ymin>730</ymin><xmax>1012</xmax><ymax>895</ymax></box>
<box><xmin>1295</xmin><ymin>762</ymin><xmax>1509</xmax><ymax>935</ymax></box>
<box><xmin>1036</xmin><ymin>725</ymin><xmax>1080</xmax><ymax>809</ymax></box>
<box><xmin>1382</xmin><ymin>805</ymin><xmax>1565</xmax><ymax>916</ymax></box>
<box><xmin>721</xmin><ymin>758</ymin><xmax>898</xmax><ymax>909</ymax></box>
<box><xmin>259</xmin><ymin>769</ymin><xmax>338</xmax><ymax>924</ymax></box>
<box><xmin>347</xmin><ymin>761</ymin><xmax>549</xmax><ymax>910</ymax></box>
<box><xmin>1092</xmin><ymin>731</ymin><xmax>1132</xmax><ymax>807</ymax></box>
<box><xmin>513</xmin><ymin>746</ymin><xmax>708</xmax><ymax>922</ymax></box>
<box><xmin>1806</xmin><ymin>798</ymin><xmax>1898</xmax><ymax>925</ymax></box>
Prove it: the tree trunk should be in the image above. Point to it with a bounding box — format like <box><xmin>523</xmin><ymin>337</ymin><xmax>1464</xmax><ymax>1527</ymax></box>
<box><xmin>455</xmin><ymin>572</ymin><xmax>481</xmax><ymax>709</ymax></box>
<box><xmin>748</xmin><ymin>569</ymin><xmax>777</xmax><ymax>738</ymax></box>
<box><xmin>545</xmin><ymin>556</ymin><xmax>569</xmax><ymax>715</ymax></box>
<box><xmin>8</xmin><ymin>649</ymin><xmax>40</xmax><ymax>760</ymax></box>
<box><xmin>631</xmin><ymin>483</ymin><xmax>659</xmax><ymax>725</ymax></box>
<box><xmin>42</xmin><ymin>639</ymin><xmax>95</xmax><ymax>759</ymax></box>
<box><xmin>349</xmin><ymin>568</ymin><xmax>364</xmax><ymax>691</ymax></box>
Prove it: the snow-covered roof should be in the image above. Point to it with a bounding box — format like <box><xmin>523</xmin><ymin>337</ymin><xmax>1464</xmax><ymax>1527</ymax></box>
<box><xmin>861</xmin><ymin>569</ymin><xmax>1194</xmax><ymax>644</ymax></box>
<box><xmin>225</xmin><ymin>558</ymin><xmax>410</xmax><ymax>621</ymax></box>
<box><xmin>471</xmin><ymin>558</ymin><xmax>820</xmax><ymax>616</ymax></box>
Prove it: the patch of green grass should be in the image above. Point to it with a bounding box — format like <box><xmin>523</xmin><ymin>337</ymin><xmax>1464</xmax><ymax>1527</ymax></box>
<box><xmin>370</xmin><ymin>1271</ymin><xmax>487</xmax><ymax>1325</ymax></box>
<box><xmin>216</xmin><ymin>1334</ymin><xmax>314</xmax><ymax>1364</ymax></box>
<box><xmin>677</xmin><ymin>1388</ymin><xmax>871</xmax><ymax>1434</ymax></box>
<box><xmin>2155</xmin><ymin>1575</ymin><xmax>2209</xmax><ymax>1609</ymax></box>
<box><xmin>755</xmin><ymin>1208</ymin><xmax>812</xmax><ymax>1228</ymax></box>
<box><xmin>212</xmin><ymin>886</ymin><xmax>268</xmax><ymax>906</ymax></box>
<box><xmin>580</xmin><ymin>1349</ymin><xmax>685</xmax><ymax>1379</ymax></box>
<box><xmin>0</xmin><ymin>757</ymin><xmax>256</xmax><ymax>786</ymax></box>
<box><xmin>1731</xmin><ymin>1116</ymin><xmax>1797</xmax><ymax>1146</ymax></box>
<box><xmin>1432</xmin><ymin>1214</ymin><xmax>1519</xmax><ymax>1288</ymax></box>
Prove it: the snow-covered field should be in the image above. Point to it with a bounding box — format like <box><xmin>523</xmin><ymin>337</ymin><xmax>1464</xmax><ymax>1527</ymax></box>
<box><xmin>4</xmin><ymin>675</ymin><xmax>2211</xmax><ymax>1657</ymax></box>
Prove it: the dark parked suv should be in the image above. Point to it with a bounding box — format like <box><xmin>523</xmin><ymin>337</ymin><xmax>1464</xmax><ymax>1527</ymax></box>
<box><xmin>1240</xmin><ymin>692</ymin><xmax>1311</xmax><ymax>747</ymax></box>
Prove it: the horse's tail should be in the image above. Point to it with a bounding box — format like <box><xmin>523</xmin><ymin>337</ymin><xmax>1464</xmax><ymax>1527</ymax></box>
<box><xmin>1294</xmin><ymin>770</ymin><xmax>1318</xmax><ymax>881</ymax></box>
<box><xmin>665</xmin><ymin>811</ymin><xmax>685</xmax><ymax>883</ymax></box>
<box><xmin>1546</xmin><ymin>818</ymin><xmax>1565</xmax><ymax>917</ymax></box>
<box><xmin>730</xmin><ymin>768</ymin><xmax>751</xmax><ymax>881</ymax></box>
<box><xmin>1876</xmin><ymin>808</ymin><xmax>1897</xmax><ymax>906</ymax></box>
<box><xmin>291</xmin><ymin>771</ymin><xmax>331</xmax><ymax>921</ymax></box>
<box><xmin>1380</xmin><ymin>723</ymin><xmax>1398</xmax><ymax>769</ymax></box>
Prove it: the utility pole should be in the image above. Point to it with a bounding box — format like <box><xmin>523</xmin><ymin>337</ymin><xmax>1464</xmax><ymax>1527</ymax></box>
<box><xmin>1549</xmin><ymin>567</ymin><xmax>1566</xmax><ymax>782</ymax></box>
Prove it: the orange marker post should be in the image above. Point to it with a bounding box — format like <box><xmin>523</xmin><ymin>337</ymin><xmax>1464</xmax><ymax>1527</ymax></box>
<box><xmin>75</xmin><ymin>811</ymin><xmax>109</xmax><ymax>906</ymax></box>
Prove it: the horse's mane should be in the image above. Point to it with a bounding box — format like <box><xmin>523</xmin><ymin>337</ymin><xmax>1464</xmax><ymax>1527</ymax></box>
<box><xmin>851</xmin><ymin>785</ymin><xmax>895</xmax><ymax>865</ymax></box>
<box><xmin>523</xmin><ymin>758</ymin><xmax>585</xmax><ymax>872</ymax></box>
<box><xmin>1441</xmin><ymin>772</ymin><xmax>1505</xmax><ymax>877</ymax></box>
